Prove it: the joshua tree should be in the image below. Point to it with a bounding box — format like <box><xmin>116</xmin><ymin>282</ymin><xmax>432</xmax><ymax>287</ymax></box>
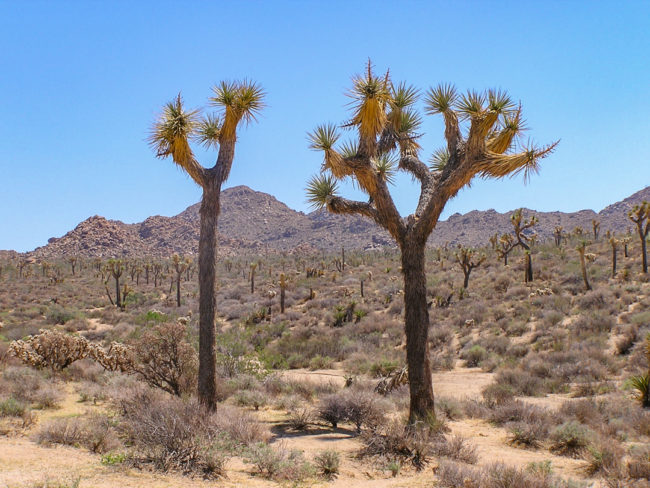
<box><xmin>509</xmin><ymin>209</ymin><xmax>538</xmax><ymax>282</ymax></box>
<box><xmin>488</xmin><ymin>233</ymin><xmax>498</xmax><ymax>250</ymax></box>
<box><xmin>279</xmin><ymin>272</ymin><xmax>287</xmax><ymax>313</ymax></box>
<box><xmin>149</xmin><ymin>82</ymin><xmax>264</xmax><ymax>410</ymax></box>
<box><xmin>622</xmin><ymin>236</ymin><xmax>631</xmax><ymax>258</ymax></box>
<box><xmin>628</xmin><ymin>201</ymin><xmax>650</xmax><ymax>273</ymax></box>
<box><xmin>497</xmin><ymin>233</ymin><xmax>516</xmax><ymax>265</ymax></box>
<box><xmin>591</xmin><ymin>219</ymin><xmax>601</xmax><ymax>241</ymax></box>
<box><xmin>144</xmin><ymin>261</ymin><xmax>151</xmax><ymax>285</ymax></box>
<box><xmin>610</xmin><ymin>237</ymin><xmax>619</xmax><ymax>278</ymax></box>
<box><xmin>553</xmin><ymin>226</ymin><xmax>564</xmax><ymax>247</ymax></box>
<box><xmin>68</xmin><ymin>256</ymin><xmax>78</xmax><ymax>276</ymax></box>
<box><xmin>306</xmin><ymin>63</ymin><xmax>555</xmax><ymax>424</ymax></box>
<box><xmin>172</xmin><ymin>254</ymin><xmax>190</xmax><ymax>307</ymax></box>
<box><xmin>576</xmin><ymin>241</ymin><xmax>593</xmax><ymax>291</ymax></box>
<box><xmin>250</xmin><ymin>262</ymin><xmax>257</xmax><ymax>294</ymax></box>
<box><xmin>454</xmin><ymin>246</ymin><xmax>486</xmax><ymax>289</ymax></box>
<box><xmin>105</xmin><ymin>259</ymin><xmax>124</xmax><ymax>308</ymax></box>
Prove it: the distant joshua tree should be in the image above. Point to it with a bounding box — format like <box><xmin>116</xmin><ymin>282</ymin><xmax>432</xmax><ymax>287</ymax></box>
<box><xmin>68</xmin><ymin>256</ymin><xmax>78</xmax><ymax>276</ymax></box>
<box><xmin>306</xmin><ymin>63</ymin><xmax>555</xmax><ymax>424</ymax></box>
<box><xmin>497</xmin><ymin>233</ymin><xmax>515</xmax><ymax>265</ymax></box>
<box><xmin>149</xmin><ymin>82</ymin><xmax>264</xmax><ymax>410</ymax></box>
<box><xmin>610</xmin><ymin>237</ymin><xmax>619</xmax><ymax>278</ymax></box>
<box><xmin>628</xmin><ymin>201</ymin><xmax>650</xmax><ymax>273</ymax></box>
<box><xmin>172</xmin><ymin>254</ymin><xmax>190</xmax><ymax>307</ymax></box>
<box><xmin>591</xmin><ymin>219</ymin><xmax>601</xmax><ymax>241</ymax></box>
<box><xmin>576</xmin><ymin>241</ymin><xmax>594</xmax><ymax>291</ymax></box>
<box><xmin>509</xmin><ymin>209</ymin><xmax>538</xmax><ymax>282</ymax></box>
<box><xmin>454</xmin><ymin>246</ymin><xmax>486</xmax><ymax>289</ymax></box>
<box><xmin>553</xmin><ymin>226</ymin><xmax>564</xmax><ymax>247</ymax></box>
<box><xmin>105</xmin><ymin>259</ymin><xmax>124</xmax><ymax>308</ymax></box>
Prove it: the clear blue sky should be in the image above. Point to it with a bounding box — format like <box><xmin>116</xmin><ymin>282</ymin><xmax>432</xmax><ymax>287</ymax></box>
<box><xmin>1</xmin><ymin>1</ymin><xmax>649</xmax><ymax>252</ymax></box>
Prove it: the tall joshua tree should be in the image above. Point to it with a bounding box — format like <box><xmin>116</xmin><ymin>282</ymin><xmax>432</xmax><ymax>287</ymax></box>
<box><xmin>628</xmin><ymin>201</ymin><xmax>650</xmax><ymax>274</ymax></box>
<box><xmin>149</xmin><ymin>82</ymin><xmax>264</xmax><ymax>410</ymax></box>
<box><xmin>306</xmin><ymin>63</ymin><xmax>556</xmax><ymax>424</ymax></box>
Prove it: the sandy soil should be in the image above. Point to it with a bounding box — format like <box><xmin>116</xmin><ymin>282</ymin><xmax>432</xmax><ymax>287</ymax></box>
<box><xmin>0</xmin><ymin>367</ymin><xmax>602</xmax><ymax>488</ymax></box>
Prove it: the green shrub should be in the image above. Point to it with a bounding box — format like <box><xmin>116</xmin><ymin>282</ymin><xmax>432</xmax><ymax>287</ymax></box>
<box><xmin>0</xmin><ymin>397</ymin><xmax>27</xmax><ymax>417</ymax></box>
<box><xmin>550</xmin><ymin>421</ymin><xmax>593</xmax><ymax>457</ymax></box>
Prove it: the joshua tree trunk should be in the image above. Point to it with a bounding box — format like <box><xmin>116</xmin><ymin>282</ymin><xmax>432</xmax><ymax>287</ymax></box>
<box><xmin>176</xmin><ymin>273</ymin><xmax>181</xmax><ymax>307</ymax></box>
<box><xmin>611</xmin><ymin>242</ymin><xmax>618</xmax><ymax>278</ymax></box>
<box><xmin>524</xmin><ymin>251</ymin><xmax>533</xmax><ymax>283</ymax></box>
<box><xmin>578</xmin><ymin>248</ymin><xmax>591</xmax><ymax>291</ymax></box>
<box><xmin>401</xmin><ymin>241</ymin><xmax>435</xmax><ymax>425</ymax></box>
<box><xmin>198</xmin><ymin>179</ymin><xmax>220</xmax><ymax>411</ymax></box>
<box><xmin>115</xmin><ymin>275</ymin><xmax>121</xmax><ymax>309</ymax></box>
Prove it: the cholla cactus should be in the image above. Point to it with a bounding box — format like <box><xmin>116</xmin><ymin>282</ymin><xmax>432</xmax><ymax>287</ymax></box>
<box><xmin>88</xmin><ymin>341</ymin><xmax>135</xmax><ymax>372</ymax></box>
<box><xmin>10</xmin><ymin>329</ymin><xmax>91</xmax><ymax>372</ymax></box>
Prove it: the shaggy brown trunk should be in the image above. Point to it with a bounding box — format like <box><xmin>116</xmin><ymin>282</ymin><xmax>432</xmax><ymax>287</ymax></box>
<box><xmin>176</xmin><ymin>273</ymin><xmax>181</xmax><ymax>307</ymax></box>
<box><xmin>579</xmin><ymin>251</ymin><xmax>591</xmax><ymax>291</ymax></box>
<box><xmin>641</xmin><ymin>235</ymin><xmax>648</xmax><ymax>274</ymax></box>
<box><xmin>400</xmin><ymin>240</ymin><xmax>435</xmax><ymax>425</ymax></box>
<box><xmin>280</xmin><ymin>287</ymin><xmax>285</xmax><ymax>313</ymax></box>
<box><xmin>115</xmin><ymin>275</ymin><xmax>121</xmax><ymax>309</ymax></box>
<box><xmin>612</xmin><ymin>246</ymin><xmax>617</xmax><ymax>278</ymax></box>
<box><xmin>462</xmin><ymin>270</ymin><xmax>470</xmax><ymax>289</ymax></box>
<box><xmin>198</xmin><ymin>180</ymin><xmax>220</xmax><ymax>411</ymax></box>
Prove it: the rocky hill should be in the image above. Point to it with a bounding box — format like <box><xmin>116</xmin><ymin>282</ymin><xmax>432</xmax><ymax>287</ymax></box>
<box><xmin>24</xmin><ymin>185</ymin><xmax>650</xmax><ymax>259</ymax></box>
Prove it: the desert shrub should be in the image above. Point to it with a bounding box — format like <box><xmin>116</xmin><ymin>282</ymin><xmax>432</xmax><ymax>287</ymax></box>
<box><xmin>0</xmin><ymin>397</ymin><xmax>27</xmax><ymax>417</ymax></box>
<box><xmin>37</xmin><ymin>416</ymin><xmax>120</xmax><ymax>453</ymax></box>
<box><xmin>360</xmin><ymin>419</ymin><xmax>442</xmax><ymax>469</ymax></box>
<box><xmin>31</xmin><ymin>384</ymin><xmax>64</xmax><ymax>409</ymax></box>
<box><xmin>45</xmin><ymin>305</ymin><xmax>80</xmax><ymax>325</ymax></box>
<box><xmin>130</xmin><ymin>321</ymin><xmax>198</xmax><ymax>396</ymax></box>
<box><xmin>462</xmin><ymin>344</ymin><xmax>488</xmax><ymax>367</ymax></box>
<box><xmin>585</xmin><ymin>438</ymin><xmax>623</xmax><ymax>476</ymax></box>
<box><xmin>116</xmin><ymin>387</ymin><xmax>267</xmax><ymax>476</ymax></box>
<box><xmin>507</xmin><ymin>420</ymin><xmax>549</xmax><ymax>448</ymax></box>
<box><xmin>627</xmin><ymin>446</ymin><xmax>650</xmax><ymax>480</ymax></box>
<box><xmin>437</xmin><ymin>461</ymin><xmax>578</xmax><ymax>488</ymax></box>
<box><xmin>309</xmin><ymin>354</ymin><xmax>334</xmax><ymax>370</ymax></box>
<box><xmin>494</xmin><ymin>368</ymin><xmax>544</xmax><ymax>396</ymax></box>
<box><xmin>286</xmin><ymin>406</ymin><xmax>313</xmax><ymax>430</ymax></box>
<box><xmin>318</xmin><ymin>393</ymin><xmax>348</xmax><ymax>428</ymax></box>
<box><xmin>435</xmin><ymin>396</ymin><xmax>463</xmax><ymax>421</ymax></box>
<box><xmin>482</xmin><ymin>382</ymin><xmax>515</xmax><ymax>407</ymax></box>
<box><xmin>234</xmin><ymin>390</ymin><xmax>267</xmax><ymax>410</ymax></box>
<box><xmin>432</xmin><ymin>435</ymin><xmax>478</xmax><ymax>464</ymax></box>
<box><xmin>550</xmin><ymin>421</ymin><xmax>594</xmax><ymax>457</ymax></box>
<box><xmin>572</xmin><ymin>312</ymin><xmax>615</xmax><ymax>335</ymax></box>
<box><xmin>342</xmin><ymin>388</ymin><xmax>388</xmax><ymax>433</ymax></box>
<box><xmin>245</xmin><ymin>443</ymin><xmax>315</xmax><ymax>482</ymax></box>
<box><xmin>489</xmin><ymin>401</ymin><xmax>550</xmax><ymax>428</ymax></box>
<box><xmin>542</xmin><ymin>310</ymin><xmax>564</xmax><ymax>327</ymax></box>
<box><xmin>314</xmin><ymin>449</ymin><xmax>340</xmax><ymax>479</ymax></box>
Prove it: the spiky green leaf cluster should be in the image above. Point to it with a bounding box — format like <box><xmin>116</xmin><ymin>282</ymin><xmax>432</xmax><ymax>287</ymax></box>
<box><xmin>308</xmin><ymin>124</ymin><xmax>340</xmax><ymax>151</ymax></box>
<box><xmin>306</xmin><ymin>174</ymin><xmax>338</xmax><ymax>210</ymax></box>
